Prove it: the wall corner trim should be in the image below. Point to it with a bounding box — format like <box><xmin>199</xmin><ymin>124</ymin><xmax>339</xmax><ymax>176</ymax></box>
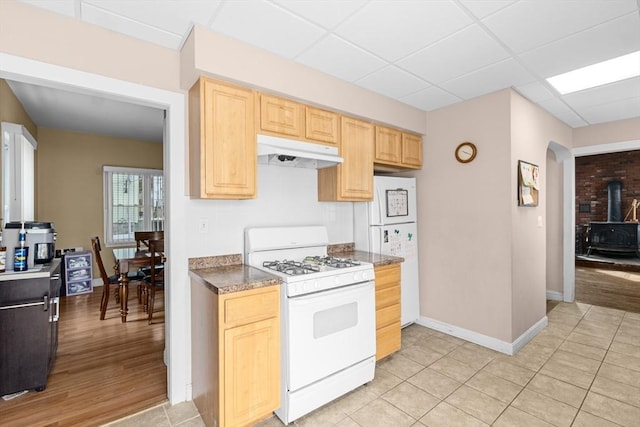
<box><xmin>416</xmin><ymin>315</ymin><xmax>548</xmax><ymax>356</ymax></box>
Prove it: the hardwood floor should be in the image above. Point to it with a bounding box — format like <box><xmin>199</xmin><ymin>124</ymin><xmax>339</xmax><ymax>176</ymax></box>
<box><xmin>0</xmin><ymin>286</ymin><xmax>167</xmax><ymax>427</ymax></box>
<box><xmin>575</xmin><ymin>265</ymin><xmax>640</xmax><ymax>313</ymax></box>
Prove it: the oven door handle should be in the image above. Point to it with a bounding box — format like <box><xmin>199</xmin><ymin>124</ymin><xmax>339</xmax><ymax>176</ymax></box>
<box><xmin>289</xmin><ymin>280</ymin><xmax>374</xmax><ymax>304</ymax></box>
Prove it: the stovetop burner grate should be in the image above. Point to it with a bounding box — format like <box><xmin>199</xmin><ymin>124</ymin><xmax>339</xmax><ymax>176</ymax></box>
<box><xmin>263</xmin><ymin>260</ymin><xmax>321</xmax><ymax>276</ymax></box>
<box><xmin>262</xmin><ymin>256</ymin><xmax>362</xmax><ymax>276</ymax></box>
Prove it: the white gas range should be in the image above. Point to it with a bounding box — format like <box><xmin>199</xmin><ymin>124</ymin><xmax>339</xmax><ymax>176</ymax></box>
<box><xmin>245</xmin><ymin>226</ymin><xmax>376</xmax><ymax>425</ymax></box>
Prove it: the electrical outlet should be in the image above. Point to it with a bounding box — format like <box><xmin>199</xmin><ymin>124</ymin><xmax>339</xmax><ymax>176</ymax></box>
<box><xmin>199</xmin><ymin>218</ymin><xmax>209</xmax><ymax>234</ymax></box>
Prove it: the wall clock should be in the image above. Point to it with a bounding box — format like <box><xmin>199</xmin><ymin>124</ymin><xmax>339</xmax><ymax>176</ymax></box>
<box><xmin>455</xmin><ymin>142</ymin><xmax>477</xmax><ymax>163</ymax></box>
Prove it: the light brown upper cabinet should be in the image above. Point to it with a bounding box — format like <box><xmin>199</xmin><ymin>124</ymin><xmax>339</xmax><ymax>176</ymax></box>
<box><xmin>189</xmin><ymin>77</ymin><xmax>257</xmax><ymax>199</ymax></box>
<box><xmin>402</xmin><ymin>133</ymin><xmax>423</xmax><ymax>168</ymax></box>
<box><xmin>259</xmin><ymin>94</ymin><xmax>305</xmax><ymax>138</ymax></box>
<box><xmin>374</xmin><ymin>126</ymin><xmax>402</xmax><ymax>164</ymax></box>
<box><xmin>305</xmin><ymin>107</ymin><xmax>340</xmax><ymax>145</ymax></box>
<box><xmin>374</xmin><ymin>126</ymin><xmax>423</xmax><ymax>171</ymax></box>
<box><xmin>318</xmin><ymin>117</ymin><xmax>373</xmax><ymax>201</ymax></box>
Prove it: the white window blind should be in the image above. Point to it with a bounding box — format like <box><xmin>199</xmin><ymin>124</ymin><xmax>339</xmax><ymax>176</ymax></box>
<box><xmin>103</xmin><ymin>166</ymin><xmax>164</xmax><ymax>246</ymax></box>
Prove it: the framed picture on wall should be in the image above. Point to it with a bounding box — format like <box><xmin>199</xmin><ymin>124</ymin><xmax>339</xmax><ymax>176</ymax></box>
<box><xmin>518</xmin><ymin>160</ymin><xmax>539</xmax><ymax>207</ymax></box>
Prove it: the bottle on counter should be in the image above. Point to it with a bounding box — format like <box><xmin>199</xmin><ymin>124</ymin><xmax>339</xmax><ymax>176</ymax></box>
<box><xmin>0</xmin><ymin>232</ymin><xmax>6</xmax><ymax>273</ymax></box>
<box><xmin>14</xmin><ymin>222</ymin><xmax>28</xmax><ymax>272</ymax></box>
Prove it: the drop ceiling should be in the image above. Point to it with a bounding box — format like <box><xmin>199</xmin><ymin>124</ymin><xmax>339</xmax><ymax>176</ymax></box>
<box><xmin>11</xmin><ymin>0</ymin><xmax>640</xmax><ymax>142</ymax></box>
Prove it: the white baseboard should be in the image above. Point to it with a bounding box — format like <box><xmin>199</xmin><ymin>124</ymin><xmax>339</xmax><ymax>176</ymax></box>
<box><xmin>416</xmin><ymin>315</ymin><xmax>548</xmax><ymax>356</ymax></box>
<box><xmin>546</xmin><ymin>290</ymin><xmax>563</xmax><ymax>301</ymax></box>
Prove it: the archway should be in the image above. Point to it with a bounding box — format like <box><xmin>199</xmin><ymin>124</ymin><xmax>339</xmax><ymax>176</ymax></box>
<box><xmin>546</xmin><ymin>141</ymin><xmax>575</xmax><ymax>302</ymax></box>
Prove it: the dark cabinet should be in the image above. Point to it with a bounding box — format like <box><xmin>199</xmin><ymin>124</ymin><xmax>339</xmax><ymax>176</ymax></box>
<box><xmin>587</xmin><ymin>222</ymin><xmax>640</xmax><ymax>257</ymax></box>
<box><xmin>0</xmin><ymin>261</ymin><xmax>61</xmax><ymax>395</ymax></box>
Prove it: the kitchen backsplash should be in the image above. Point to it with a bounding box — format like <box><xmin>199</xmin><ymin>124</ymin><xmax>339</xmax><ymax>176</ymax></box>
<box><xmin>187</xmin><ymin>165</ymin><xmax>354</xmax><ymax>259</ymax></box>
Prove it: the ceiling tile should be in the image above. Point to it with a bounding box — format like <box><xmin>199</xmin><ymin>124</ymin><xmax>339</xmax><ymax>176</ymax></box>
<box><xmin>458</xmin><ymin>0</ymin><xmax>517</xmax><ymax>19</ymax></box>
<box><xmin>295</xmin><ymin>35</ymin><xmax>387</xmax><ymax>82</ymax></box>
<box><xmin>210</xmin><ymin>0</ymin><xmax>325</xmax><ymax>59</ymax></box>
<box><xmin>518</xmin><ymin>13</ymin><xmax>640</xmax><ymax>79</ymax></box>
<box><xmin>334</xmin><ymin>0</ymin><xmax>472</xmax><ymax>61</ymax></box>
<box><xmin>84</xmin><ymin>0</ymin><xmax>221</xmax><ymax>35</ymax></box>
<box><xmin>514</xmin><ymin>82</ymin><xmax>556</xmax><ymax>104</ymax></box>
<box><xmin>577</xmin><ymin>95</ymin><xmax>640</xmax><ymax>124</ymax></box>
<box><xmin>82</xmin><ymin>3</ymin><xmax>183</xmax><ymax>49</ymax></box>
<box><xmin>397</xmin><ymin>24</ymin><xmax>510</xmax><ymax>84</ymax></box>
<box><xmin>538</xmin><ymin>98</ymin><xmax>588</xmax><ymax>128</ymax></box>
<box><xmin>400</xmin><ymin>86</ymin><xmax>462</xmax><ymax>111</ymax></box>
<box><xmin>562</xmin><ymin>77</ymin><xmax>640</xmax><ymax>110</ymax></box>
<box><xmin>482</xmin><ymin>0</ymin><xmax>638</xmax><ymax>53</ymax></box>
<box><xmin>271</xmin><ymin>0</ymin><xmax>368</xmax><ymax>29</ymax></box>
<box><xmin>354</xmin><ymin>66</ymin><xmax>429</xmax><ymax>98</ymax></box>
<box><xmin>18</xmin><ymin>0</ymin><xmax>76</xmax><ymax>17</ymax></box>
<box><xmin>440</xmin><ymin>58</ymin><xmax>535</xmax><ymax>99</ymax></box>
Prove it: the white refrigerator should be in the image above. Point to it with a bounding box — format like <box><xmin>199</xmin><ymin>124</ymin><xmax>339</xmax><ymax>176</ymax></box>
<box><xmin>354</xmin><ymin>176</ymin><xmax>420</xmax><ymax>326</ymax></box>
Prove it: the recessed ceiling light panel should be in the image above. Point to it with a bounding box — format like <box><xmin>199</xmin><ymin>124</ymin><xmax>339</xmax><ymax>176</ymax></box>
<box><xmin>546</xmin><ymin>51</ymin><xmax>640</xmax><ymax>95</ymax></box>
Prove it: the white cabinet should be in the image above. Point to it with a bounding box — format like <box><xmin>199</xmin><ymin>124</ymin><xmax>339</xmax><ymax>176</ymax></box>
<box><xmin>1</xmin><ymin>122</ymin><xmax>37</xmax><ymax>225</ymax></box>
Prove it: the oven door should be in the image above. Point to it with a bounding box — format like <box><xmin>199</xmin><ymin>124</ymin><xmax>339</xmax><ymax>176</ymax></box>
<box><xmin>286</xmin><ymin>280</ymin><xmax>375</xmax><ymax>392</ymax></box>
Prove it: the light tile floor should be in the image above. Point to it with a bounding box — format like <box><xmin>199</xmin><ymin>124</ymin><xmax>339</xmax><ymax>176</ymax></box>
<box><xmin>104</xmin><ymin>301</ymin><xmax>640</xmax><ymax>427</ymax></box>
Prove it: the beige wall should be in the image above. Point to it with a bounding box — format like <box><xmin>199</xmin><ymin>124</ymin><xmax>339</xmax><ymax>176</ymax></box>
<box><xmin>573</xmin><ymin>117</ymin><xmax>640</xmax><ymax>148</ymax></box>
<box><xmin>36</xmin><ymin>127</ymin><xmax>163</xmax><ymax>278</ymax></box>
<box><xmin>509</xmin><ymin>91</ymin><xmax>572</xmax><ymax>340</ymax></box>
<box><xmin>418</xmin><ymin>89</ymin><xmax>513</xmax><ymax>342</ymax></box>
<box><xmin>0</xmin><ymin>1</ymin><xmax>180</xmax><ymax>93</ymax></box>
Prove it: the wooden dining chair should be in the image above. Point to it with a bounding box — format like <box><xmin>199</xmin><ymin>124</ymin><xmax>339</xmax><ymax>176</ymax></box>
<box><xmin>91</xmin><ymin>236</ymin><xmax>143</xmax><ymax>320</ymax></box>
<box><xmin>91</xmin><ymin>236</ymin><xmax>122</xmax><ymax>320</ymax></box>
<box><xmin>143</xmin><ymin>239</ymin><xmax>165</xmax><ymax>325</ymax></box>
<box><xmin>134</xmin><ymin>231</ymin><xmax>164</xmax><ymax>251</ymax></box>
<box><xmin>134</xmin><ymin>231</ymin><xmax>164</xmax><ymax>296</ymax></box>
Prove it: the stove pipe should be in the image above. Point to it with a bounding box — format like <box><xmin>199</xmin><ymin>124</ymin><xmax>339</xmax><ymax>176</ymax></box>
<box><xmin>607</xmin><ymin>180</ymin><xmax>623</xmax><ymax>222</ymax></box>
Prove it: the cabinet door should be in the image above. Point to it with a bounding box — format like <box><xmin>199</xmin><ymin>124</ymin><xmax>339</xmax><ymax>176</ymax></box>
<box><xmin>319</xmin><ymin>117</ymin><xmax>373</xmax><ymax>201</ymax></box>
<box><xmin>306</xmin><ymin>107</ymin><xmax>339</xmax><ymax>145</ymax></box>
<box><xmin>260</xmin><ymin>94</ymin><xmax>304</xmax><ymax>138</ymax></box>
<box><xmin>402</xmin><ymin>133</ymin><xmax>423</xmax><ymax>168</ymax></box>
<box><xmin>201</xmin><ymin>79</ymin><xmax>256</xmax><ymax>198</ymax></box>
<box><xmin>224</xmin><ymin>317</ymin><xmax>280</xmax><ymax>427</ymax></box>
<box><xmin>375</xmin><ymin>126</ymin><xmax>402</xmax><ymax>165</ymax></box>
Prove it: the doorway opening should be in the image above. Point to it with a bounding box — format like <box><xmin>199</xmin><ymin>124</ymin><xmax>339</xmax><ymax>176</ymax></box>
<box><xmin>0</xmin><ymin>52</ymin><xmax>189</xmax><ymax>407</ymax></box>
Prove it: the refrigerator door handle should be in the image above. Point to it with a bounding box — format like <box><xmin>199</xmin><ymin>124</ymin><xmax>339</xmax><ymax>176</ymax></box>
<box><xmin>50</xmin><ymin>297</ymin><xmax>60</xmax><ymax>322</ymax></box>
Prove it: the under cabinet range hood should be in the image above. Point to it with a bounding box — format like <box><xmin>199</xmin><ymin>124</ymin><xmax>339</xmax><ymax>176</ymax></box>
<box><xmin>257</xmin><ymin>134</ymin><xmax>343</xmax><ymax>169</ymax></box>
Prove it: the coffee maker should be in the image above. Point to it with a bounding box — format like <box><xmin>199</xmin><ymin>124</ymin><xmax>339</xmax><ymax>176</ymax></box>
<box><xmin>3</xmin><ymin>222</ymin><xmax>56</xmax><ymax>269</ymax></box>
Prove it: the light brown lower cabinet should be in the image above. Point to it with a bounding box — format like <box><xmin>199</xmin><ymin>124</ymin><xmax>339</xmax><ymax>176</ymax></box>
<box><xmin>191</xmin><ymin>282</ymin><xmax>280</xmax><ymax>427</ymax></box>
<box><xmin>374</xmin><ymin>264</ymin><xmax>401</xmax><ymax>360</ymax></box>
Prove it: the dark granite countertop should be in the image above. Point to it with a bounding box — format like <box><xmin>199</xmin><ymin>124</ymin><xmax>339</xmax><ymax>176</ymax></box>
<box><xmin>188</xmin><ymin>254</ymin><xmax>281</xmax><ymax>295</ymax></box>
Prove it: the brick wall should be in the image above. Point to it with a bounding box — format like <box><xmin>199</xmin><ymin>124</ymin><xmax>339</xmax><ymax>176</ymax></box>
<box><xmin>575</xmin><ymin>150</ymin><xmax>640</xmax><ymax>225</ymax></box>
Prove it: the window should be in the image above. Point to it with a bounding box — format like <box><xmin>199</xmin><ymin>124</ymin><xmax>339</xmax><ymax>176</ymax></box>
<box><xmin>103</xmin><ymin>166</ymin><xmax>164</xmax><ymax>246</ymax></box>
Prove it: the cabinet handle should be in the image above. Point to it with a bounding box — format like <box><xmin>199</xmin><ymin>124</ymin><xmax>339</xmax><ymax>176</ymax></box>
<box><xmin>0</xmin><ymin>301</ymin><xmax>46</xmax><ymax>310</ymax></box>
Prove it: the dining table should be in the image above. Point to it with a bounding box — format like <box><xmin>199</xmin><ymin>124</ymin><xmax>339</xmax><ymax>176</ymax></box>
<box><xmin>112</xmin><ymin>247</ymin><xmax>156</xmax><ymax>323</ymax></box>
